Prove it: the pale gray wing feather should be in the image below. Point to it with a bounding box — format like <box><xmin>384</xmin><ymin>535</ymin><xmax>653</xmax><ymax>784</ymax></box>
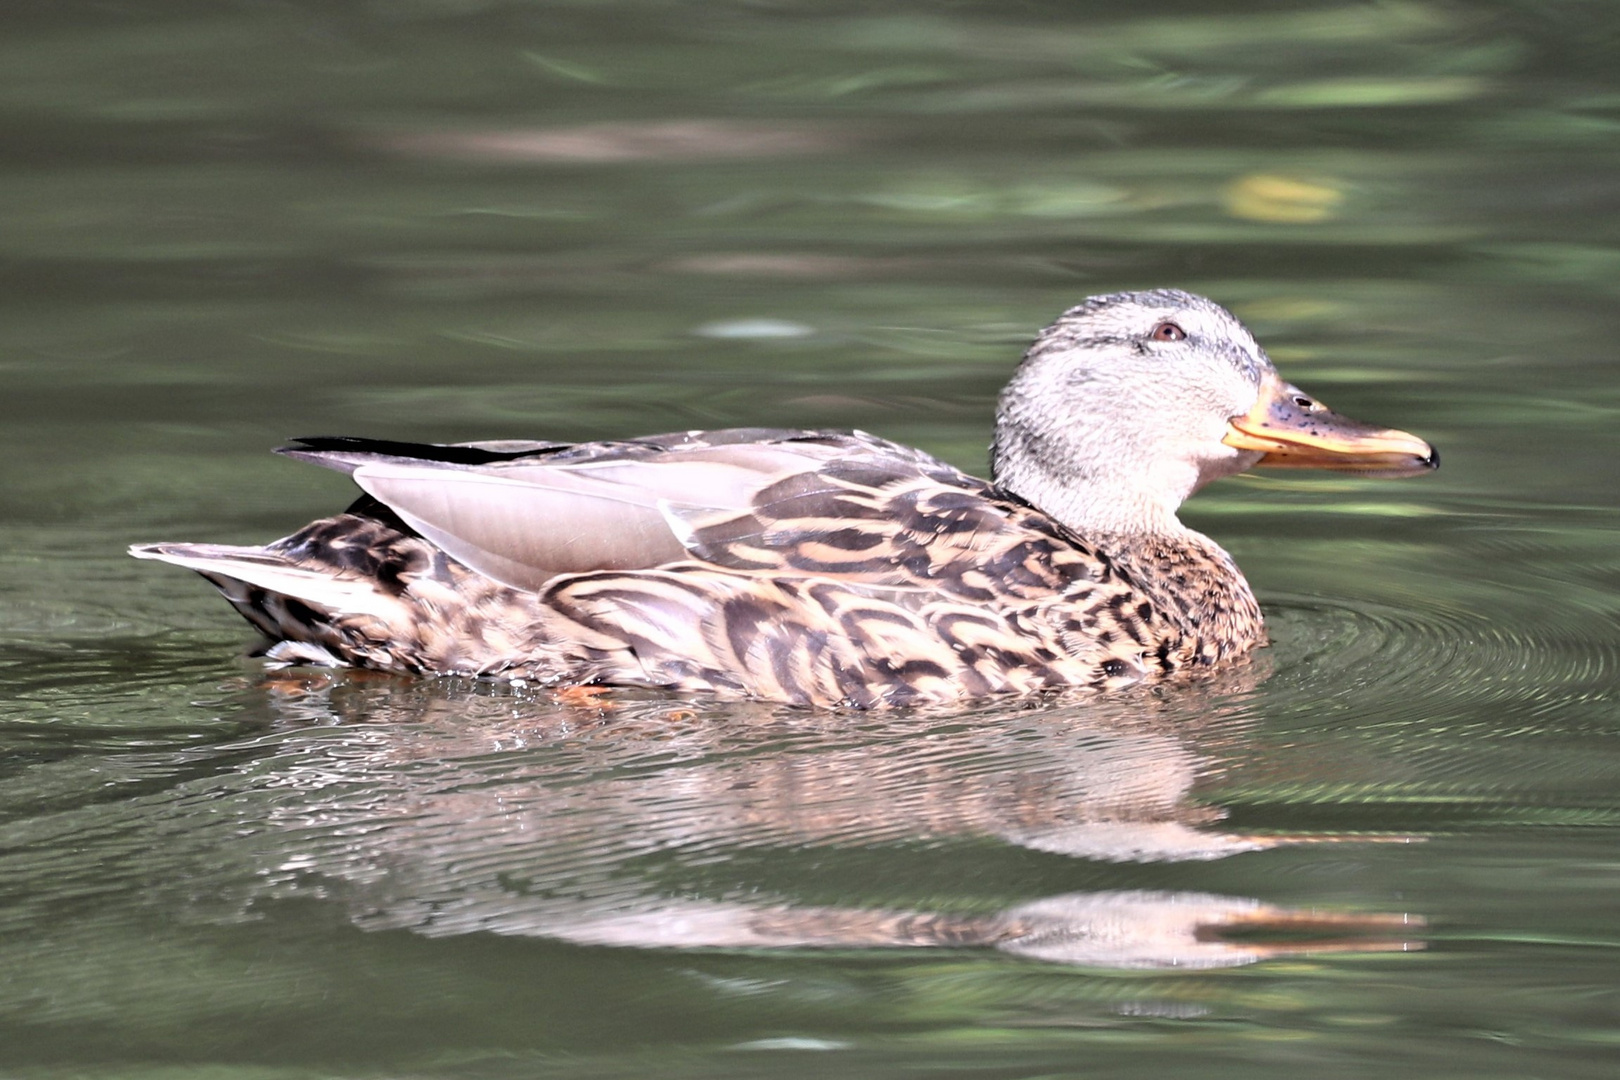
<box><xmin>450</xmin><ymin>439</ymin><xmax>569</xmax><ymax>453</ymax></box>
<box><xmin>351</xmin><ymin>443</ymin><xmax>849</xmax><ymax>591</ymax></box>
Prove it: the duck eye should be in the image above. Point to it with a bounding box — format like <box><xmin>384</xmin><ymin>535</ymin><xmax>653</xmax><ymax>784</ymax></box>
<box><xmin>1150</xmin><ymin>322</ymin><xmax>1186</xmax><ymax>342</ymax></box>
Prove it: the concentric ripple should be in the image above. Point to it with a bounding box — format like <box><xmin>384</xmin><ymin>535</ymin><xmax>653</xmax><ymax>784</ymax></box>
<box><xmin>1212</xmin><ymin>579</ymin><xmax>1620</xmax><ymax>826</ymax></box>
<box><xmin>1263</xmin><ymin>591</ymin><xmax>1619</xmax><ymax>721</ymax></box>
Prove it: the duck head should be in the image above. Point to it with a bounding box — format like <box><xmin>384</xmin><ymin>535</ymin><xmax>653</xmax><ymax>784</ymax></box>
<box><xmin>991</xmin><ymin>289</ymin><xmax>1436</xmax><ymax>537</ymax></box>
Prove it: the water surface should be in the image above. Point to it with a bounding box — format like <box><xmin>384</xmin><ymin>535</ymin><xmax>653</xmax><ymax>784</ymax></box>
<box><xmin>3</xmin><ymin>1</ymin><xmax>1619</xmax><ymax>1077</ymax></box>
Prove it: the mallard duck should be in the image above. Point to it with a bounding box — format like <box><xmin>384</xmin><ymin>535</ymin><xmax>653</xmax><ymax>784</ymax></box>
<box><xmin>132</xmin><ymin>290</ymin><xmax>1435</xmax><ymax>707</ymax></box>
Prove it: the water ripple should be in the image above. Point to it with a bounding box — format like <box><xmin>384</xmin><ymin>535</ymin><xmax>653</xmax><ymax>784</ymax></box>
<box><xmin>1265</xmin><ymin>591</ymin><xmax>1618</xmax><ymax>722</ymax></box>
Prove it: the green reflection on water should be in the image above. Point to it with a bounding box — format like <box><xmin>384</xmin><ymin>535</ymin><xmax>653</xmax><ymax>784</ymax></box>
<box><xmin>2</xmin><ymin>1</ymin><xmax>1619</xmax><ymax>1077</ymax></box>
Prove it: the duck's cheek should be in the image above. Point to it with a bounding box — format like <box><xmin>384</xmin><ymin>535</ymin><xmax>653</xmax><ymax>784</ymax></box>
<box><xmin>1188</xmin><ymin>444</ymin><xmax>1264</xmax><ymax>494</ymax></box>
<box><xmin>1197</xmin><ymin>408</ymin><xmax>1260</xmax><ymax>466</ymax></box>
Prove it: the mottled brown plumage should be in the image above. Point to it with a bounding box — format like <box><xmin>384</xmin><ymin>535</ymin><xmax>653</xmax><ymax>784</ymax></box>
<box><xmin>132</xmin><ymin>290</ymin><xmax>1435</xmax><ymax>707</ymax></box>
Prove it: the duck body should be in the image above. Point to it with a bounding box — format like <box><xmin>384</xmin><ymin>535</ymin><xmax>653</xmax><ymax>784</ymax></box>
<box><xmin>134</xmin><ymin>429</ymin><xmax>1261</xmax><ymax>706</ymax></box>
<box><xmin>133</xmin><ymin>290</ymin><xmax>1434</xmax><ymax>707</ymax></box>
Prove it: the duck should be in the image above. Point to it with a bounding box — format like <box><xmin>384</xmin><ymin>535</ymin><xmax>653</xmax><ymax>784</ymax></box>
<box><xmin>131</xmin><ymin>289</ymin><xmax>1436</xmax><ymax>708</ymax></box>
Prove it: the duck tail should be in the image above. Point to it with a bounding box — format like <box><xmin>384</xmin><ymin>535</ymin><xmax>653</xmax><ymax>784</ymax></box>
<box><xmin>129</xmin><ymin>542</ymin><xmax>403</xmax><ymax>665</ymax></box>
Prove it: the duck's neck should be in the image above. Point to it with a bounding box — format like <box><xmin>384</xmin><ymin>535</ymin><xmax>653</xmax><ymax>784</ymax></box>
<box><xmin>992</xmin><ymin>447</ymin><xmax>1199</xmax><ymax>539</ymax></box>
<box><xmin>1014</xmin><ymin>478</ymin><xmax>1189</xmax><ymax>538</ymax></box>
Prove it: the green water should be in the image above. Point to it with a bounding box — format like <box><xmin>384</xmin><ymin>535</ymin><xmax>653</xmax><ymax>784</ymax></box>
<box><xmin>3</xmin><ymin>1</ymin><xmax>1619</xmax><ymax>1076</ymax></box>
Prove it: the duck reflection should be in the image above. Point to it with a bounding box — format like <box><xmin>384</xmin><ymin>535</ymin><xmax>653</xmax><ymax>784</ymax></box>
<box><xmin>236</xmin><ymin>669</ymin><xmax>1420</xmax><ymax>968</ymax></box>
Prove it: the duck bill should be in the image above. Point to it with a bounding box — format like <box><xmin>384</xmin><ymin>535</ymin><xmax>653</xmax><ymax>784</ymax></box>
<box><xmin>1223</xmin><ymin>374</ymin><xmax>1438</xmax><ymax>477</ymax></box>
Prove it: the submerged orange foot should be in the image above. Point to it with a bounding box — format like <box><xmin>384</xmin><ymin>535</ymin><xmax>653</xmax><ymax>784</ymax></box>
<box><xmin>552</xmin><ymin>684</ymin><xmax>618</xmax><ymax>709</ymax></box>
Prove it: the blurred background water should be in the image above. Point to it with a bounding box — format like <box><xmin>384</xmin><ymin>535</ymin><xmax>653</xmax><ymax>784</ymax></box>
<box><xmin>2</xmin><ymin>1</ymin><xmax>1619</xmax><ymax>1076</ymax></box>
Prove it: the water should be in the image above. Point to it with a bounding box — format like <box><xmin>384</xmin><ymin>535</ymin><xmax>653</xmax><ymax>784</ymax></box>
<box><xmin>3</xmin><ymin>0</ymin><xmax>1619</xmax><ymax>1075</ymax></box>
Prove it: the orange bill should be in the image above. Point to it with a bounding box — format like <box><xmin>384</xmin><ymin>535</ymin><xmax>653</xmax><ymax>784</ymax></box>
<box><xmin>1223</xmin><ymin>373</ymin><xmax>1438</xmax><ymax>477</ymax></box>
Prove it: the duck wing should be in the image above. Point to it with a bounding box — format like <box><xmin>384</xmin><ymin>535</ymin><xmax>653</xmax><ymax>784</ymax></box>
<box><xmin>278</xmin><ymin>430</ymin><xmax>1062</xmax><ymax>597</ymax></box>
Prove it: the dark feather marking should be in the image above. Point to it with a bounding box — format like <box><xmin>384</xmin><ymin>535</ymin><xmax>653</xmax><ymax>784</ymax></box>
<box><xmin>875</xmin><ymin>656</ymin><xmax>950</xmax><ymax>682</ymax></box>
<box><xmin>280</xmin><ymin>435</ymin><xmax>568</xmax><ymax>467</ymax></box>
<box><xmin>722</xmin><ymin>596</ymin><xmax>773</xmax><ymax>672</ymax></box>
<box><xmin>814</xmin><ymin>527</ymin><xmax>885</xmax><ymax>553</ymax></box>
<box><xmin>836</xmin><ymin>606</ymin><xmax>918</xmax><ymax>634</ymax></box>
<box><xmin>786</xmin><ymin>552</ymin><xmax>896</xmax><ymax>576</ymax></box>
<box><xmin>281</xmin><ymin>596</ymin><xmax>328</xmax><ymax>628</ymax></box>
